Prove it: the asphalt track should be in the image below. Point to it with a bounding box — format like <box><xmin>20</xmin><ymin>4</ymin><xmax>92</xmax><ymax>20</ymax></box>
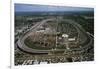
<box><xmin>17</xmin><ymin>18</ymin><xmax>93</xmax><ymax>54</ymax></box>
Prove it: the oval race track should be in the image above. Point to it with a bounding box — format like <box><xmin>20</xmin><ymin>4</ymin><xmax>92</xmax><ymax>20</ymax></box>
<box><xmin>17</xmin><ymin>18</ymin><xmax>93</xmax><ymax>54</ymax></box>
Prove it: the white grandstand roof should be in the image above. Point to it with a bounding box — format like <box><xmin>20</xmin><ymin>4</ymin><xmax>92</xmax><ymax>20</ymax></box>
<box><xmin>62</xmin><ymin>34</ymin><xmax>69</xmax><ymax>37</ymax></box>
